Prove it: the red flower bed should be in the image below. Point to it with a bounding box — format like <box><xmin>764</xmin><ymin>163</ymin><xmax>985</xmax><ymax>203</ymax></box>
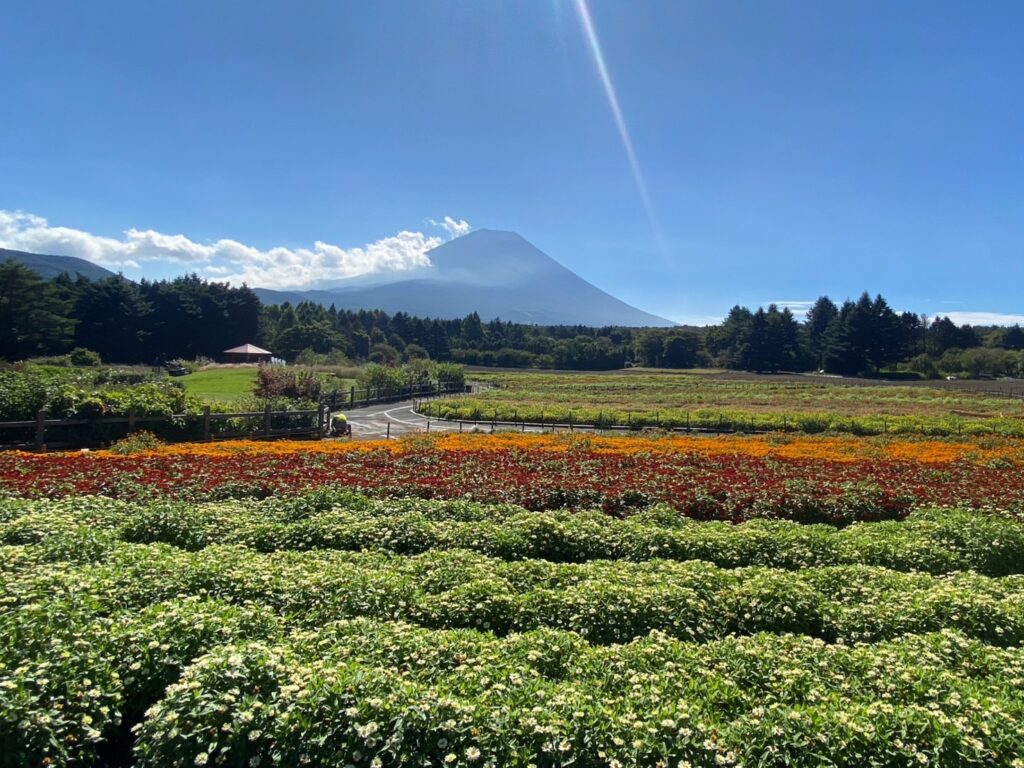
<box><xmin>2</xmin><ymin>440</ymin><xmax>1021</xmax><ymax>524</ymax></box>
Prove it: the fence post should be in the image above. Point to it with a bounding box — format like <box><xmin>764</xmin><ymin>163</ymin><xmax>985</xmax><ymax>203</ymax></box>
<box><xmin>128</xmin><ymin>407</ymin><xmax>137</xmax><ymax>434</ymax></box>
<box><xmin>35</xmin><ymin>409</ymin><xmax>46</xmax><ymax>452</ymax></box>
<box><xmin>350</xmin><ymin>386</ymin><xmax>355</xmax><ymax>408</ymax></box>
<box><xmin>264</xmin><ymin>403</ymin><xmax>272</xmax><ymax>437</ymax></box>
<box><xmin>387</xmin><ymin>422</ymin><xmax>391</xmax><ymax>440</ymax></box>
<box><xmin>203</xmin><ymin>406</ymin><xmax>211</xmax><ymax>441</ymax></box>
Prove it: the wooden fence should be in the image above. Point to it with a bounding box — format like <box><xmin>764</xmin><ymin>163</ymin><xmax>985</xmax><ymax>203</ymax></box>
<box><xmin>322</xmin><ymin>381</ymin><xmax>466</xmax><ymax>411</ymax></box>
<box><xmin>0</xmin><ymin>380</ymin><xmax>468</xmax><ymax>452</ymax></box>
<box><xmin>0</xmin><ymin>403</ymin><xmax>333</xmax><ymax>453</ymax></box>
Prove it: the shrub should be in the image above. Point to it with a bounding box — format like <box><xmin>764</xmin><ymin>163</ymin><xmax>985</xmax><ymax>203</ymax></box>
<box><xmin>357</xmin><ymin>363</ymin><xmax>406</xmax><ymax>395</ymax></box>
<box><xmin>109</xmin><ymin>430</ymin><xmax>165</xmax><ymax>455</ymax></box>
<box><xmin>69</xmin><ymin>347</ymin><xmax>102</xmax><ymax>367</ymax></box>
<box><xmin>253</xmin><ymin>364</ymin><xmax>321</xmax><ymax>401</ymax></box>
<box><xmin>435</xmin><ymin>362</ymin><xmax>466</xmax><ymax>389</ymax></box>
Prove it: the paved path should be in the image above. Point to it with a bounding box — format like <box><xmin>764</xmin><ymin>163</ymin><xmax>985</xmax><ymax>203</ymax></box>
<box><xmin>341</xmin><ymin>400</ymin><xmax>581</xmax><ymax>440</ymax></box>
<box><xmin>342</xmin><ymin>401</ymin><xmax>462</xmax><ymax>439</ymax></box>
<box><xmin>341</xmin><ymin>399</ymin><xmax>675</xmax><ymax>440</ymax></box>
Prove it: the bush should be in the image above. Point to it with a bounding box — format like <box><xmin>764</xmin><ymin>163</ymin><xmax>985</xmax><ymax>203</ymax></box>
<box><xmin>404</xmin><ymin>343</ymin><xmax>430</xmax><ymax>360</ymax></box>
<box><xmin>435</xmin><ymin>362</ymin><xmax>466</xmax><ymax>389</ymax></box>
<box><xmin>254</xmin><ymin>365</ymin><xmax>321</xmax><ymax>401</ymax></box>
<box><xmin>69</xmin><ymin>348</ymin><xmax>102</xmax><ymax>367</ymax></box>
<box><xmin>357</xmin><ymin>363</ymin><xmax>406</xmax><ymax>395</ymax></box>
<box><xmin>109</xmin><ymin>431</ymin><xmax>165</xmax><ymax>455</ymax></box>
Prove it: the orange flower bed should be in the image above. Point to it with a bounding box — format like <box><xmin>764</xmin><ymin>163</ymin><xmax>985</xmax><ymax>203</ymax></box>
<box><xmin>5</xmin><ymin>432</ymin><xmax>1024</xmax><ymax>522</ymax></box>
<box><xmin>114</xmin><ymin>432</ymin><xmax>1024</xmax><ymax>466</ymax></box>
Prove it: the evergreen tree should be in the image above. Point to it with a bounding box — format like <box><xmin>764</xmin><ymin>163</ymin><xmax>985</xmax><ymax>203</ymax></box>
<box><xmin>1001</xmin><ymin>324</ymin><xmax>1024</xmax><ymax>351</ymax></box>
<box><xmin>0</xmin><ymin>261</ymin><xmax>75</xmax><ymax>360</ymax></box>
<box><xmin>804</xmin><ymin>296</ymin><xmax>838</xmax><ymax>369</ymax></box>
<box><xmin>661</xmin><ymin>331</ymin><xmax>699</xmax><ymax>369</ymax></box>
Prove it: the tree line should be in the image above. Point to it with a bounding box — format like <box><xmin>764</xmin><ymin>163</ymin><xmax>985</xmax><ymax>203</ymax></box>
<box><xmin>3</xmin><ymin>260</ymin><xmax>1022</xmax><ymax>378</ymax></box>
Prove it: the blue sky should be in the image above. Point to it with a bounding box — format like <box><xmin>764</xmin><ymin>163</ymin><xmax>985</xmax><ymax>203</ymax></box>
<box><xmin>1</xmin><ymin>0</ymin><xmax>1022</xmax><ymax>325</ymax></box>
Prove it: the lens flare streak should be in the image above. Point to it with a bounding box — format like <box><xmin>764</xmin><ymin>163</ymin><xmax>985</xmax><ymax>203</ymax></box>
<box><xmin>573</xmin><ymin>0</ymin><xmax>663</xmax><ymax>243</ymax></box>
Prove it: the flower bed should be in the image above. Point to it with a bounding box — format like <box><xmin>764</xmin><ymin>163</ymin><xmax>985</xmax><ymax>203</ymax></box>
<box><xmin>2</xmin><ymin>434</ymin><xmax>1023</xmax><ymax>522</ymax></box>
<box><xmin>4</xmin><ymin>435</ymin><xmax>1024</xmax><ymax>766</ymax></box>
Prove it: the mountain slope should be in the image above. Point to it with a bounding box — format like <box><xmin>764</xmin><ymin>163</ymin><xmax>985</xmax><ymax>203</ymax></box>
<box><xmin>256</xmin><ymin>230</ymin><xmax>674</xmax><ymax>327</ymax></box>
<box><xmin>0</xmin><ymin>248</ymin><xmax>117</xmax><ymax>281</ymax></box>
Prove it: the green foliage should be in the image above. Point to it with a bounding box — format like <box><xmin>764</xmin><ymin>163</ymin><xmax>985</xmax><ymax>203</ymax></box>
<box><xmin>108</xmin><ymin>430</ymin><xmax>165</xmax><ymax>455</ymax></box>
<box><xmin>5</xmin><ymin>495</ymin><xmax>1024</xmax><ymax>576</ymax></box>
<box><xmin>429</xmin><ymin>371</ymin><xmax>1024</xmax><ymax>437</ymax></box>
<box><xmin>2</xmin><ymin>493</ymin><xmax>1024</xmax><ymax>766</ymax></box>
<box><xmin>68</xmin><ymin>347</ymin><xmax>102</xmax><ymax>366</ymax></box>
<box><xmin>435</xmin><ymin>361</ymin><xmax>466</xmax><ymax>388</ymax></box>
<box><xmin>0</xmin><ymin>366</ymin><xmax>198</xmax><ymax>421</ymax></box>
<box><xmin>357</xmin><ymin>362</ymin><xmax>407</xmax><ymax>394</ymax></box>
<box><xmin>253</xmin><ymin>364</ymin><xmax>321</xmax><ymax>402</ymax></box>
<box><xmin>0</xmin><ymin>260</ymin><xmax>75</xmax><ymax>361</ymax></box>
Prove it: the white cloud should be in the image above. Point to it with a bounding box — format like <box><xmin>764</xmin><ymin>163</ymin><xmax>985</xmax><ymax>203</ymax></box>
<box><xmin>0</xmin><ymin>209</ymin><xmax>471</xmax><ymax>289</ymax></box>
<box><xmin>763</xmin><ymin>300</ymin><xmax>815</xmax><ymax>319</ymax></box>
<box><xmin>429</xmin><ymin>216</ymin><xmax>471</xmax><ymax>239</ymax></box>
<box><xmin>943</xmin><ymin>311</ymin><xmax>1024</xmax><ymax>327</ymax></box>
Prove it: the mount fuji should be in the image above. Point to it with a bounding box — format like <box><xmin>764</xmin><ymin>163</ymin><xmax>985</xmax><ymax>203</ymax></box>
<box><xmin>254</xmin><ymin>230</ymin><xmax>674</xmax><ymax>327</ymax></box>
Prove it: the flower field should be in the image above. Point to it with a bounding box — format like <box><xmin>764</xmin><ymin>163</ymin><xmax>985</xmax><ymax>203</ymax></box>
<box><xmin>2</xmin><ymin>435</ymin><xmax>1024</xmax><ymax>766</ymax></box>
<box><xmin>430</xmin><ymin>371</ymin><xmax>1024</xmax><ymax>437</ymax></box>
<box><xmin>3</xmin><ymin>434</ymin><xmax>1024</xmax><ymax>522</ymax></box>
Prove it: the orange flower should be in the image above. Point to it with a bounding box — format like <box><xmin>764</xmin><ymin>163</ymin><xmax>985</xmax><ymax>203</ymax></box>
<box><xmin>80</xmin><ymin>431</ymin><xmax>1024</xmax><ymax>466</ymax></box>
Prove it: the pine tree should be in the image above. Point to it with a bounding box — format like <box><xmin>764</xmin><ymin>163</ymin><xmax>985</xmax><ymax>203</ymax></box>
<box><xmin>0</xmin><ymin>261</ymin><xmax>75</xmax><ymax>360</ymax></box>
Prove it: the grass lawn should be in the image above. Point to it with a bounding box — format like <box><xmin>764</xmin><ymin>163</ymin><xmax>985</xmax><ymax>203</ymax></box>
<box><xmin>181</xmin><ymin>367</ymin><xmax>258</xmax><ymax>403</ymax></box>
<box><xmin>182</xmin><ymin>367</ymin><xmax>358</xmax><ymax>405</ymax></box>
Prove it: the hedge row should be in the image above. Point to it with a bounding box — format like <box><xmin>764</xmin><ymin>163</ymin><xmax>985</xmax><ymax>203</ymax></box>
<box><xmin>3</xmin><ymin>495</ymin><xmax>1024</xmax><ymax>575</ymax></box>
<box><xmin>3</xmin><ymin>542</ymin><xmax>1023</xmax><ymax>647</ymax></box>
<box><xmin>3</xmin><ymin>599</ymin><xmax>1023</xmax><ymax>767</ymax></box>
<box><xmin>429</xmin><ymin>398</ymin><xmax>1024</xmax><ymax>438</ymax></box>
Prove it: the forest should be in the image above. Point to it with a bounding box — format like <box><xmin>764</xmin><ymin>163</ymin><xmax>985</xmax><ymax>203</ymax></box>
<box><xmin>2</xmin><ymin>260</ymin><xmax>1023</xmax><ymax>378</ymax></box>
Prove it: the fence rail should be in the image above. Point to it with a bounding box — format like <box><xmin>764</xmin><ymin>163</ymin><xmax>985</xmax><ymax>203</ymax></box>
<box><xmin>0</xmin><ymin>380</ymin><xmax>469</xmax><ymax>452</ymax></box>
<box><xmin>321</xmin><ymin>381</ymin><xmax>466</xmax><ymax>411</ymax></box>
<box><xmin>415</xmin><ymin>400</ymin><xmax>1024</xmax><ymax>438</ymax></box>
<box><xmin>0</xmin><ymin>403</ymin><xmax>331</xmax><ymax>453</ymax></box>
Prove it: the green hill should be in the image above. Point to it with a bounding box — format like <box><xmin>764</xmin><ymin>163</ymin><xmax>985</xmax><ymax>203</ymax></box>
<box><xmin>0</xmin><ymin>247</ymin><xmax>117</xmax><ymax>280</ymax></box>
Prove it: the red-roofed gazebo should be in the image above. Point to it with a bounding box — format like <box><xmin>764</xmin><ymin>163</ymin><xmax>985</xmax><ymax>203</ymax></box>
<box><xmin>223</xmin><ymin>343</ymin><xmax>273</xmax><ymax>363</ymax></box>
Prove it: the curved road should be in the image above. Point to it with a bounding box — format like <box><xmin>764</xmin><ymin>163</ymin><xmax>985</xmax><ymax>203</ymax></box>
<box><xmin>341</xmin><ymin>400</ymin><xmax>570</xmax><ymax>439</ymax></box>
<box><xmin>342</xmin><ymin>401</ymin><xmax>461</xmax><ymax>439</ymax></box>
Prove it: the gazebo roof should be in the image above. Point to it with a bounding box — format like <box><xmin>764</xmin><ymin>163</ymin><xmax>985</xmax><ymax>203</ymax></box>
<box><xmin>224</xmin><ymin>343</ymin><xmax>272</xmax><ymax>355</ymax></box>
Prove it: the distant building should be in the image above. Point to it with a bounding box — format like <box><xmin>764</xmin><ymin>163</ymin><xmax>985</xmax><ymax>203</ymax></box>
<box><xmin>223</xmin><ymin>343</ymin><xmax>273</xmax><ymax>364</ymax></box>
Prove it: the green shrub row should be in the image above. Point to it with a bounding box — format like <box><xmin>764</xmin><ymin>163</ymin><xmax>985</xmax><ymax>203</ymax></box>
<box><xmin>429</xmin><ymin>399</ymin><xmax>1024</xmax><ymax>437</ymax></box>
<box><xmin>3</xmin><ymin>598</ymin><xmax>1022</xmax><ymax>767</ymax></box>
<box><xmin>0</xmin><ymin>597</ymin><xmax>282</xmax><ymax>767</ymax></box>
<box><xmin>135</xmin><ymin>624</ymin><xmax>1024</xmax><ymax>768</ymax></box>
<box><xmin>3</xmin><ymin>542</ymin><xmax>1023</xmax><ymax>647</ymax></box>
<box><xmin>3</xmin><ymin>495</ymin><xmax>1023</xmax><ymax>575</ymax></box>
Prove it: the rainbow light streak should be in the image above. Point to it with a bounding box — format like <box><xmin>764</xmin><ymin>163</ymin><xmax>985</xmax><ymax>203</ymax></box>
<box><xmin>573</xmin><ymin>0</ymin><xmax>664</xmax><ymax>244</ymax></box>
